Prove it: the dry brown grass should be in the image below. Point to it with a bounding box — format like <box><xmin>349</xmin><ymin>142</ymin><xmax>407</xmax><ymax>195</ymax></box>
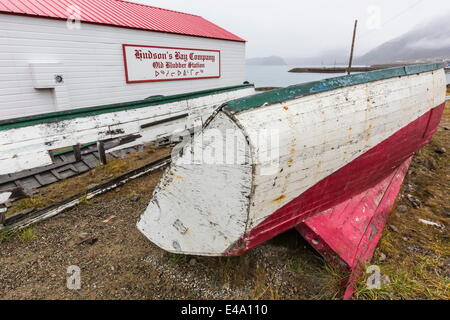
<box><xmin>12</xmin><ymin>196</ymin><xmax>51</xmax><ymax>212</ymax></box>
<box><xmin>354</xmin><ymin>91</ymin><xmax>450</xmax><ymax>300</ymax></box>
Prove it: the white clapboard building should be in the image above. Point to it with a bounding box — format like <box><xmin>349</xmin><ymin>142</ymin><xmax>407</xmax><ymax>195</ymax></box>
<box><xmin>0</xmin><ymin>0</ymin><xmax>248</xmax><ymax>120</ymax></box>
<box><xmin>0</xmin><ymin>0</ymin><xmax>254</xmax><ymax>177</ymax></box>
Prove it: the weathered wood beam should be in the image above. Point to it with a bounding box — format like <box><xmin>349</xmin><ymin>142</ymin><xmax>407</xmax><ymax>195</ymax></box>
<box><xmin>97</xmin><ymin>141</ymin><xmax>107</xmax><ymax>165</ymax></box>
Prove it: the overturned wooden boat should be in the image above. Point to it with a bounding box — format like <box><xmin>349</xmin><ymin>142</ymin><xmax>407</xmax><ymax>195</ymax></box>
<box><xmin>0</xmin><ymin>84</ymin><xmax>254</xmax><ymax>177</ymax></box>
<box><xmin>138</xmin><ymin>63</ymin><xmax>446</xmax><ymax>297</ymax></box>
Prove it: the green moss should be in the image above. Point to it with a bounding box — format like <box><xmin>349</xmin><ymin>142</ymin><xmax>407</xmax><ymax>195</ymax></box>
<box><xmin>19</xmin><ymin>227</ymin><xmax>37</xmax><ymax>243</ymax></box>
<box><xmin>12</xmin><ymin>196</ymin><xmax>50</xmax><ymax>213</ymax></box>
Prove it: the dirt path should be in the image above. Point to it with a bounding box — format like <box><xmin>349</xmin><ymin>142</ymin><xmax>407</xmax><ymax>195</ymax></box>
<box><xmin>0</xmin><ymin>97</ymin><xmax>448</xmax><ymax>300</ymax></box>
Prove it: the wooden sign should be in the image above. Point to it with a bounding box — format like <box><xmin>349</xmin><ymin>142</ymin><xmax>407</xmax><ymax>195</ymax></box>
<box><xmin>123</xmin><ymin>44</ymin><xmax>221</xmax><ymax>83</ymax></box>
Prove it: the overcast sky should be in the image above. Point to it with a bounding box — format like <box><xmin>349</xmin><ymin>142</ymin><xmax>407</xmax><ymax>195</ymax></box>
<box><xmin>131</xmin><ymin>0</ymin><xmax>450</xmax><ymax>58</ymax></box>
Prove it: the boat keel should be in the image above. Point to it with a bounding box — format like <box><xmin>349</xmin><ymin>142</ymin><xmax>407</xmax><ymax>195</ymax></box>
<box><xmin>296</xmin><ymin>156</ymin><xmax>413</xmax><ymax>299</ymax></box>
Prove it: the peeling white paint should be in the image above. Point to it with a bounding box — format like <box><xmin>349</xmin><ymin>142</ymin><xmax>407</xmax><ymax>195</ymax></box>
<box><xmin>138</xmin><ymin>70</ymin><xmax>446</xmax><ymax>256</ymax></box>
<box><xmin>242</xmin><ymin>70</ymin><xmax>446</xmax><ymax>230</ymax></box>
<box><xmin>137</xmin><ymin>112</ymin><xmax>253</xmax><ymax>255</ymax></box>
<box><xmin>0</xmin><ymin>87</ymin><xmax>254</xmax><ymax>175</ymax></box>
<box><xmin>0</xmin><ymin>192</ymin><xmax>12</xmax><ymax>204</ymax></box>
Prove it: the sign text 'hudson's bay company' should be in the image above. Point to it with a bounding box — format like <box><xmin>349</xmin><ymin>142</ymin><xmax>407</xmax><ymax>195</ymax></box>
<box><xmin>123</xmin><ymin>44</ymin><xmax>221</xmax><ymax>83</ymax></box>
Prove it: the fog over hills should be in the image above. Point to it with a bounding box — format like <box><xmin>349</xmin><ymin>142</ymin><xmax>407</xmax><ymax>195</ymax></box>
<box><xmin>246</xmin><ymin>56</ymin><xmax>287</xmax><ymax>65</ymax></box>
<box><xmin>356</xmin><ymin>13</ymin><xmax>450</xmax><ymax>65</ymax></box>
<box><xmin>248</xmin><ymin>13</ymin><xmax>450</xmax><ymax>66</ymax></box>
<box><xmin>285</xmin><ymin>49</ymin><xmax>349</xmax><ymax>66</ymax></box>
<box><xmin>246</xmin><ymin>49</ymin><xmax>349</xmax><ymax>66</ymax></box>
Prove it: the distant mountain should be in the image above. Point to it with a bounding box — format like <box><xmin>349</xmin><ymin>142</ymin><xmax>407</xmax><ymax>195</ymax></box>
<box><xmin>246</xmin><ymin>56</ymin><xmax>287</xmax><ymax>65</ymax></box>
<box><xmin>247</xmin><ymin>51</ymin><xmax>349</xmax><ymax>67</ymax></box>
<box><xmin>285</xmin><ymin>49</ymin><xmax>349</xmax><ymax>66</ymax></box>
<box><xmin>356</xmin><ymin>13</ymin><xmax>450</xmax><ymax>65</ymax></box>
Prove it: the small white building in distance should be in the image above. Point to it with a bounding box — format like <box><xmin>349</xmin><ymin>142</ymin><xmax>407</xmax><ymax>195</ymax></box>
<box><xmin>0</xmin><ymin>0</ymin><xmax>247</xmax><ymax>120</ymax></box>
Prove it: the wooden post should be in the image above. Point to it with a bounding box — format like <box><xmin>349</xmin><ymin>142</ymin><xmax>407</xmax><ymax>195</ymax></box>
<box><xmin>0</xmin><ymin>208</ymin><xmax>5</xmax><ymax>227</ymax></box>
<box><xmin>97</xmin><ymin>141</ymin><xmax>107</xmax><ymax>165</ymax></box>
<box><xmin>73</xmin><ymin>143</ymin><xmax>82</xmax><ymax>161</ymax></box>
<box><xmin>347</xmin><ymin>20</ymin><xmax>358</xmax><ymax>75</ymax></box>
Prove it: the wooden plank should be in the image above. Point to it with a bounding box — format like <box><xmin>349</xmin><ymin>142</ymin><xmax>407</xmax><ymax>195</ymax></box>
<box><xmin>141</xmin><ymin>113</ymin><xmax>188</xmax><ymax>129</ymax></box>
<box><xmin>0</xmin><ymin>87</ymin><xmax>255</xmax><ymax>175</ymax></box>
<box><xmin>0</xmin><ymin>84</ymin><xmax>254</xmax><ymax>130</ymax></box>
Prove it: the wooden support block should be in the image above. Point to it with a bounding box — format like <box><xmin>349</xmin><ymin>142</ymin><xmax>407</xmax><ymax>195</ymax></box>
<box><xmin>97</xmin><ymin>141</ymin><xmax>107</xmax><ymax>165</ymax></box>
<box><xmin>0</xmin><ymin>207</ymin><xmax>6</xmax><ymax>226</ymax></box>
<box><xmin>73</xmin><ymin>144</ymin><xmax>82</xmax><ymax>161</ymax></box>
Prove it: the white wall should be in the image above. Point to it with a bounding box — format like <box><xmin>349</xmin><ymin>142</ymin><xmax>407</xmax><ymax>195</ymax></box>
<box><xmin>0</xmin><ymin>14</ymin><xmax>246</xmax><ymax>120</ymax></box>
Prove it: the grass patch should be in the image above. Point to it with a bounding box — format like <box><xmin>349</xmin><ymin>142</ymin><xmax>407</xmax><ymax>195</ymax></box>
<box><xmin>427</xmin><ymin>239</ymin><xmax>450</xmax><ymax>256</ymax></box>
<box><xmin>217</xmin><ymin>256</ymin><xmax>253</xmax><ymax>290</ymax></box>
<box><xmin>288</xmin><ymin>258</ymin><xmax>305</xmax><ymax>274</ymax></box>
<box><xmin>355</xmin><ymin>254</ymin><xmax>449</xmax><ymax>300</ymax></box>
<box><xmin>79</xmin><ymin>192</ymin><xmax>94</xmax><ymax>206</ymax></box>
<box><xmin>311</xmin><ymin>263</ymin><xmax>349</xmax><ymax>300</ymax></box>
<box><xmin>18</xmin><ymin>227</ymin><xmax>37</xmax><ymax>243</ymax></box>
<box><xmin>102</xmin><ymin>159</ymin><xmax>130</xmax><ymax>175</ymax></box>
<box><xmin>250</xmin><ymin>264</ymin><xmax>269</xmax><ymax>299</ymax></box>
<box><xmin>168</xmin><ymin>253</ymin><xmax>189</xmax><ymax>266</ymax></box>
<box><xmin>352</xmin><ymin>95</ymin><xmax>449</xmax><ymax>300</ymax></box>
<box><xmin>286</xmin><ymin>249</ymin><xmax>348</xmax><ymax>299</ymax></box>
<box><xmin>13</xmin><ymin>196</ymin><xmax>50</xmax><ymax>213</ymax></box>
<box><xmin>287</xmin><ymin>254</ymin><xmax>321</xmax><ymax>275</ymax></box>
<box><xmin>0</xmin><ymin>229</ymin><xmax>14</xmax><ymax>244</ymax></box>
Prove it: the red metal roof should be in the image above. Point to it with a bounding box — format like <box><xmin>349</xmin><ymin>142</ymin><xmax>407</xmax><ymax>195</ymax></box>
<box><xmin>0</xmin><ymin>0</ymin><xmax>245</xmax><ymax>42</ymax></box>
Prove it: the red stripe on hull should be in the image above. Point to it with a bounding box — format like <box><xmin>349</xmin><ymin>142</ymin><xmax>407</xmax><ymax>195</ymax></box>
<box><xmin>297</xmin><ymin>157</ymin><xmax>412</xmax><ymax>299</ymax></box>
<box><xmin>226</xmin><ymin>103</ymin><xmax>445</xmax><ymax>255</ymax></box>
